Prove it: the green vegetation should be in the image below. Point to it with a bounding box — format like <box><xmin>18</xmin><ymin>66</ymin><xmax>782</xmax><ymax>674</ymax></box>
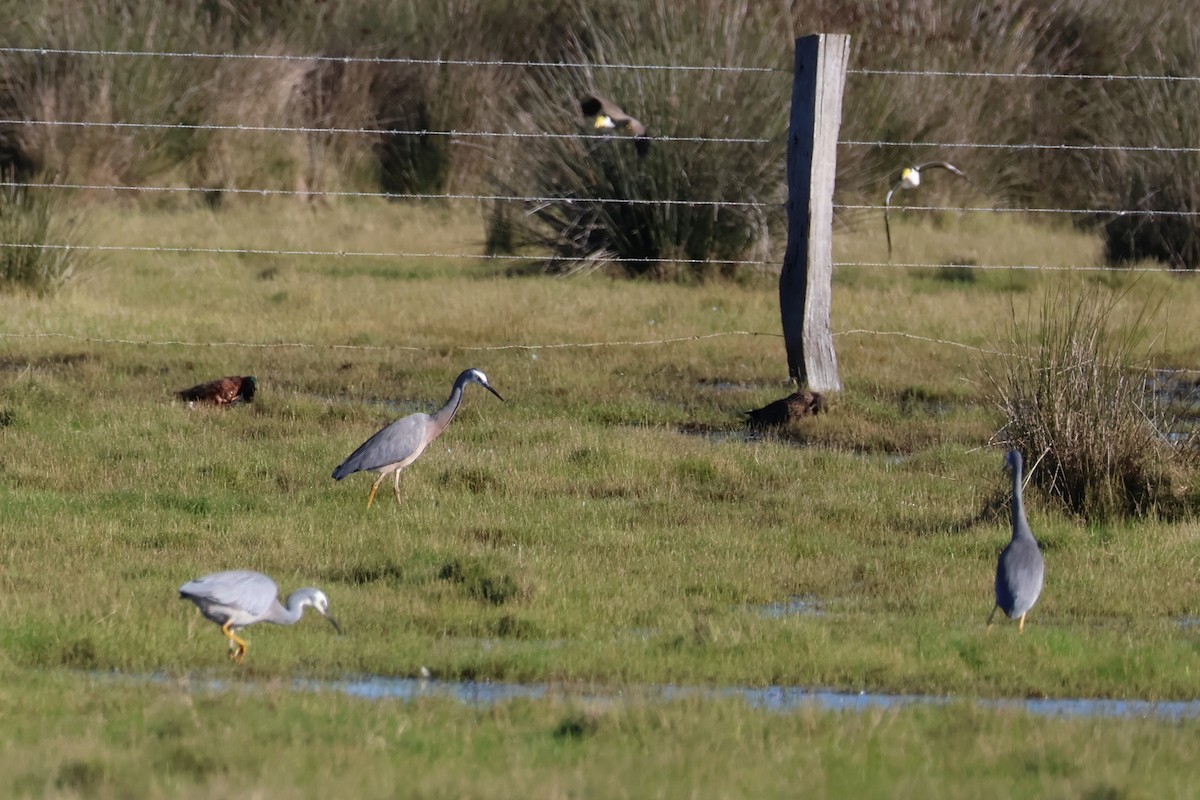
<box><xmin>0</xmin><ymin>202</ymin><xmax>1199</xmax><ymax>796</ymax></box>
<box><xmin>987</xmin><ymin>283</ymin><xmax>1198</xmax><ymax>520</ymax></box>
<box><xmin>3</xmin><ymin>0</ymin><xmax>1200</xmax><ymax>270</ymax></box>
<box><xmin>4</xmin><ymin>669</ymin><xmax>1200</xmax><ymax>799</ymax></box>
<box><xmin>0</xmin><ymin>175</ymin><xmax>88</xmax><ymax>294</ymax></box>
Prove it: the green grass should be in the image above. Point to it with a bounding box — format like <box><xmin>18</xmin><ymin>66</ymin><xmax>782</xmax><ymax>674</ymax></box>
<box><xmin>3</xmin><ymin>667</ymin><xmax>1200</xmax><ymax>799</ymax></box>
<box><xmin>2</xmin><ymin>202</ymin><xmax>1200</xmax><ymax>797</ymax></box>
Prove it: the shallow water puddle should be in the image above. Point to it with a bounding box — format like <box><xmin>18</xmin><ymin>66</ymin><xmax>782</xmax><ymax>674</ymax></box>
<box><xmin>743</xmin><ymin>595</ymin><xmax>825</xmax><ymax>618</ymax></box>
<box><xmin>103</xmin><ymin>672</ymin><xmax>1200</xmax><ymax>721</ymax></box>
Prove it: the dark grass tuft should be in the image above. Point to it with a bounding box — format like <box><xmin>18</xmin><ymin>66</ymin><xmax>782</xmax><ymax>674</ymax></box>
<box><xmin>986</xmin><ymin>282</ymin><xmax>1198</xmax><ymax>520</ymax></box>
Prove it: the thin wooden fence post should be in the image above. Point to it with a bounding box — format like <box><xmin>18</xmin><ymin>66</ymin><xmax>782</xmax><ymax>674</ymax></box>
<box><xmin>778</xmin><ymin>34</ymin><xmax>848</xmax><ymax>393</ymax></box>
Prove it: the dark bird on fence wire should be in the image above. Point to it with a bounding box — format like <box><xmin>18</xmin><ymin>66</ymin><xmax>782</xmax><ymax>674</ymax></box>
<box><xmin>177</xmin><ymin>375</ymin><xmax>257</xmax><ymax>406</ymax></box>
<box><xmin>331</xmin><ymin>368</ymin><xmax>505</xmax><ymax>508</ymax></box>
<box><xmin>987</xmin><ymin>449</ymin><xmax>1045</xmax><ymax>633</ymax></box>
<box><xmin>179</xmin><ymin>570</ymin><xmax>341</xmax><ymax>664</ymax></box>
<box><xmin>745</xmin><ymin>390</ymin><xmax>828</xmax><ymax>428</ymax></box>
<box><xmin>579</xmin><ymin>92</ymin><xmax>649</xmax><ymax>157</ymax></box>
<box><xmin>884</xmin><ymin>161</ymin><xmax>971</xmax><ymax>259</ymax></box>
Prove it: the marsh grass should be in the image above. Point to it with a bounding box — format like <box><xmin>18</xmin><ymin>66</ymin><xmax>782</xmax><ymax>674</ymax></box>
<box><xmin>0</xmin><ymin>174</ymin><xmax>89</xmax><ymax>294</ymax></box>
<box><xmin>986</xmin><ymin>281</ymin><xmax>1195</xmax><ymax>520</ymax></box>
<box><xmin>5</xmin><ymin>670</ymin><xmax>1200</xmax><ymax>799</ymax></box>
<box><xmin>2</xmin><ymin>204</ymin><xmax>1200</xmax><ymax>795</ymax></box>
<box><xmin>483</xmin><ymin>0</ymin><xmax>788</xmax><ymax>278</ymax></box>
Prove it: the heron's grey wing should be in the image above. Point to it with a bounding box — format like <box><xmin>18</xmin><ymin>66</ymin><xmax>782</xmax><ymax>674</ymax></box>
<box><xmin>332</xmin><ymin>413</ymin><xmax>431</xmax><ymax>477</ymax></box>
<box><xmin>1009</xmin><ymin>544</ymin><xmax>1044</xmax><ymax>613</ymax></box>
<box><xmin>580</xmin><ymin>92</ymin><xmax>621</xmax><ymax>120</ymax></box>
<box><xmin>180</xmin><ymin>570</ymin><xmax>278</xmax><ymax>617</ymax></box>
<box><xmin>917</xmin><ymin>161</ymin><xmax>971</xmax><ymax>183</ymax></box>
<box><xmin>997</xmin><ymin>542</ymin><xmax>1044</xmax><ymax>616</ymax></box>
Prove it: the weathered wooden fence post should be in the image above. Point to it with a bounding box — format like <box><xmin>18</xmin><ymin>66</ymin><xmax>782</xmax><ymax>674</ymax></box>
<box><xmin>778</xmin><ymin>34</ymin><xmax>849</xmax><ymax>393</ymax></box>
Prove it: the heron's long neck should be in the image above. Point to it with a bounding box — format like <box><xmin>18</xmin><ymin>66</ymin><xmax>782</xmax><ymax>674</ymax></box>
<box><xmin>1011</xmin><ymin>462</ymin><xmax>1027</xmax><ymax>541</ymax></box>
<box><xmin>277</xmin><ymin>593</ymin><xmax>309</xmax><ymax>625</ymax></box>
<box><xmin>431</xmin><ymin>381</ymin><xmax>467</xmax><ymax>434</ymax></box>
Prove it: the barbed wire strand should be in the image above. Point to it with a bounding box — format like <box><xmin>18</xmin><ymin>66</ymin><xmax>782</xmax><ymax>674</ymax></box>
<box><xmin>5</xmin><ymin>329</ymin><xmax>1198</xmax><ymax>376</ymax></box>
<box><xmin>0</xmin><ymin>330</ymin><xmax>778</xmax><ymax>352</ymax></box>
<box><xmin>0</xmin><ymin>46</ymin><xmax>782</xmax><ymax>73</ymax></box>
<box><xmin>0</xmin><ymin>241</ymin><xmax>773</xmax><ymax>267</ymax></box>
<box><xmin>3</xmin><ymin>242</ymin><xmax>1198</xmax><ymax>274</ymax></box>
<box><xmin>6</xmin><ymin>182</ymin><xmax>1199</xmax><ymax>219</ymax></box>
<box><xmin>3</xmin><ymin>46</ymin><xmax>1199</xmax><ymax>82</ymax></box>
<box><xmin>0</xmin><ymin>181</ymin><xmax>767</xmax><ymax>208</ymax></box>
<box><xmin>9</xmin><ymin>118</ymin><xmax>1196</xmax><ymax>154</ymax></box>
<box><xmin>0</xmin><ymin>118</ymin><xmax>773</xmax><ymax>146</ymax></box>
<box><xmin>838</xmin><ymin>203</ymin><xmax>1200</xmax><ymax>218</ymax></box>
<box><xmin>842</xmin><ymin>139</ymin><xmax>1200</xmax><ymax>154</ymax></box>
<box><xmin>850</xmin><ymin>67</ymin><xmax>1200</xmax><ymax>82</ymax></box>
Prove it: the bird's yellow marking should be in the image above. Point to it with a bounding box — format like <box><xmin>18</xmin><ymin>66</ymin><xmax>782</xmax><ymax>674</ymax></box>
<box><xmin>222</xmin><ymin>620</ymin><xmax>248</xmax><ymax>664</ymax></box>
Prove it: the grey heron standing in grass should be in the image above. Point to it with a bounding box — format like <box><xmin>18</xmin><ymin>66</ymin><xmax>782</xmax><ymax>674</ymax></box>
<box><xmin>884</xmin><ymin>161</ymin><xmax>971</xmax><ymax>259</ymax></box>
<box><xmin>332</xmin><ymin>368</ymin><xmax>504</xmax><ymax>507</ymax></box>
<box><xmin>179</xmin><ymin>570</ymin><xmax>341</xmax><ymax>664</ymax></box>
<box><xmin>988</xmin><ymin>449</ymin><xmax>1045</xmax><ymax>633</ymax></box>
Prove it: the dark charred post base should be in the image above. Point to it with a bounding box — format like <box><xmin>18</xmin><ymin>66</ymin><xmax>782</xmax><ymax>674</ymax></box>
<box><xmin>745</xmin><ymin>390</ymin><xmax>828</xmax><ymax>429</ymax></box>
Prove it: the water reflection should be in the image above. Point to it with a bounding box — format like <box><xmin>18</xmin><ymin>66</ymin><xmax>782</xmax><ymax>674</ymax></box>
<box><xmin>108</xmin><ymin>672</ymin><xmax>1200</xmax><ymax>721</ymax></box>
<box><xmin>744</xmin><ymin>595</ymin><xmax>825</xmax><ymax>618</ymax></box>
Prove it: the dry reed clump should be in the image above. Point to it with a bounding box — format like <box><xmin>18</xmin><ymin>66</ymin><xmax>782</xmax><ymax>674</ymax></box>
<box><xmin>2</xmin><ymin>0</ymin><xmax>1200</xmax><ymax>265</ymax></box>
<box><xmin>482</xmin><ymin>0</ymin><xmax>790</xmax><ymax>279</ymax></box>
<box><xmin>0</xmin><ymin>172</ymin><xmax>90</xmax><ymax>295</ymax></box>
<box><xmin>986</xmin><ymin>282</ymin><xmax>1195</xmax><ymax>520</ymax></box>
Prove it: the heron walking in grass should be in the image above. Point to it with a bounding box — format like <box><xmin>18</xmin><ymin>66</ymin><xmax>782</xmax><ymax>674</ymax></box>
<box><xmin>332</xmin><ymin>368</ymin><xmax>505</xmax><ymax>507</ymax></box>
<box><xmin>988</xmin><ymin>449</ymin><xmax>1045</xmax><ymax>633</ymax></box>
<box><xmin>179</xmin><ymin>570</ymin><xmax>341</xmax><ymax>664</ymax></box>
<box><xmin>884</xmin><ymin>161</ymin><xmax>971</xmax><ymax>259</ymax></box>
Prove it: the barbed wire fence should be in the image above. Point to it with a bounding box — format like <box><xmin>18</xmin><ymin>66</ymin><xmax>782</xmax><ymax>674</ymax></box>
<box><xmin>0</xmin><ymin>43</ymin><xmax>1198</xmax><ymax>368</ymax></box>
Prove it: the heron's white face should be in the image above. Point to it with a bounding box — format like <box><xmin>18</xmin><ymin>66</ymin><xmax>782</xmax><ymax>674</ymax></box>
<box><xmin>900</xmin><ymin>167</ymin><xmax>920</xmax><ymax>189</ymax></box>
<box><xmin>469</xmin><ymin>369</ymin><xmax>490</xmax><ymax>386</ymax></box>
<box><xmin>593</xmin><ymin>115</ymin><xmax>616</xmax><ymax>130</ymax></box>
<box><xmin>310</xmin><ymin>591</ymin><xmax>331</xmax><ymax>614</ymax></box>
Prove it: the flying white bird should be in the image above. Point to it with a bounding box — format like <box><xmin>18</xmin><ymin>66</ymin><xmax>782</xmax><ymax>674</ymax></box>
<box><xmin>884</xmin><ymin>161</ymin><xmax>971</xmax><ymax>259</ymax></box>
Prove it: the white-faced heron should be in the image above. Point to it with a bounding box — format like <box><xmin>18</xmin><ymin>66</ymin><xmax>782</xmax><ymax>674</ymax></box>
<box><xmin>331</xmin><ymin>368</ymin><xmax>504</xmax><ymax>507</ymax></box>
<box><xmin>179</xmin><ymin>570</ymin><xmax>341</xmax><ymax>663</ymax></box>
<box><xmin>884</xmin><ymin>161</ymin><xmax>971</xmax><ymax>259</ymax></box>
<box><xmin>579</xmin><ymin>92</ymin><xmax>649</xmax><ymax>157</ymax></box>
<box><xmin>988</xmin><ymin>449</ymin><xmax>1045</xmax><ymax>633</ymax></box>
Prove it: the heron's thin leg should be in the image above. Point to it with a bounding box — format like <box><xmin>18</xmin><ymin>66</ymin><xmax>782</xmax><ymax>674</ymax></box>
<box><xmin>986</xmin><ymin>606</ymin><xmax>998</xmax><ymax>630</ymax></box>
<box><xmin>221</xmin><ymin>620</ymin><xmax>248</xmax><ymax>663</ymax></box>
<box><xmin>1018</xmin><ymin>613</ymin><xmax>1026</xmax><ymax>634</ymax></box>
<box><xmin>393</xmin><ymin>469</ymin><xmax>404</xmax><ymax>506</ymax></box>
<box><xmin>367</xmin><ymin>473</ymin><xmax>387</xmax><ymax>508</ymax></box>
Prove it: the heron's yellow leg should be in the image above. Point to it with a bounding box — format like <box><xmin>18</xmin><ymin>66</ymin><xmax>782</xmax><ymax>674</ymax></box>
<box><xmin>1018</xmin><ymin>613</ymin><xmax>1026</xmax><ymax>634</ymax></box>
<box><xmin>367</xmin><ymin>473</ymin><xmax>388</xmax><ymax>508</ymax></box>
<box><xmin>221</xmin><ymin>620</ymin><xmax>248</xmax><ymax>663</ymax></box>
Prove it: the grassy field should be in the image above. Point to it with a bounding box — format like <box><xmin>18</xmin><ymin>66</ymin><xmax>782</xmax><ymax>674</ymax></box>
<box><xmin>2</xmin><ymin>202</ymin><xmax>1200</xmax><ymax>798</ymax></box>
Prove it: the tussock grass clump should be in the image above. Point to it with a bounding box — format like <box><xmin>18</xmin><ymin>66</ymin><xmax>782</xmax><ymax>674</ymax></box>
<box><xmin>0</xmin><ymin>176</ymin><xmax>88</xmax><ymax>295</ymax></box>
<box><xmin>987</xmin><ymin>283</ymin><xmax>1193</xmax><ymax>520</ymax></box>
<box><xmin>484</xmin><ymin>0</ymin><xmax>789</xmax><ymax>279</ymax></box>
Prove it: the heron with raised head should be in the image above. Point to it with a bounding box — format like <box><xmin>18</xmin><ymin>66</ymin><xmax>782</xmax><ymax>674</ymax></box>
<box><xmin>988</xmin><ymin>449</ymin><xmax>1045</xmax><ymax>633</ymax></box>
<box><xmin>179</xmin><ymin>570</ymin><xmax>341</xmax><ymax>663</ymax></box>
<box><xmin>884</xmin><ymin>161</ymin><xmax>971</xmax><ymax>259</ymax></box>
<box><xmin>332</xmin><ymin>368</ymin><xmax>504</xmax><ymax>507</ymax></box>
